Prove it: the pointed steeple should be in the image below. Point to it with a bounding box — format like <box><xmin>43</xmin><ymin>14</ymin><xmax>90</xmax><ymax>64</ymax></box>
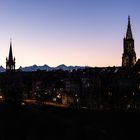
<box><xmin>6</xmin><ymin>39</ymin><xmax>16</xmax><ymax>72</ymax></box>
<box><xmin>122</xmin><ymin>16</ymin><xmax>136</xmax><ymax>67</ymax></box>
<box><xmin>8</xmin><ymin>39</ymin><xmax>13</xmax><ymax>61</ymax></box>
<box><xmin>126</xmin><ymin>15</ymin><xmax>133</xmax><ymax>39</ymax></box>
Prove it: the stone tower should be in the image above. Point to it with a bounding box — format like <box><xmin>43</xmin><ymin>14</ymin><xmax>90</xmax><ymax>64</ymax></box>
<box><xmin>122</xmin><ymin>16</ymin><xmax>136</xmax><ymax>67</ymax></box>
<box><xmin>6</xmin><ymin>40</ymin><xmax>16</xmax><ymax>72</ymax></box>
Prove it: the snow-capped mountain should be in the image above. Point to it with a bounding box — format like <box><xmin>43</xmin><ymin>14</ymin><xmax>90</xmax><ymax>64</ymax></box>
<box><xmin>0</xmin><ymin>66</ymin><xmax>5</xmax><ymax>72</ymax></box>
<box><xmin>20</xmin><ymin>64</ymin><xmax>84</xmax><ymax>72</ymax></box>
<box><xmin>0</xmin><ymin>64</ymin><xmax>84</xmax><ymax>72</ymax></box>
<box><xmin>21</xmin><ymin>64</ymin><xmax>51</xmax><ymax>72</ymax></box>
<box><xmin>54</xmin><ymin>64</ymin><xmax>81</xmax><ymax>71</ymax></box>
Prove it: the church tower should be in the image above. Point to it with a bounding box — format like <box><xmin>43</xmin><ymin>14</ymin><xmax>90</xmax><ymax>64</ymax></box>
<box><xmin>122</xmin><ymin>16</ymin><xmax>136</xmax><ymax>67</ymax></box>
<box><xmin>6</xmin><ymin>40</ymin><xmax>16</xmax><ymax>72</ymax></box>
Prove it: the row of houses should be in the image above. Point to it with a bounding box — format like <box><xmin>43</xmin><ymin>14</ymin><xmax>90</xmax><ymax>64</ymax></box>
<box><xmin>0</xmin><ymin>61</ymin><xmax>140</xmax><ymax>111</ymax></box>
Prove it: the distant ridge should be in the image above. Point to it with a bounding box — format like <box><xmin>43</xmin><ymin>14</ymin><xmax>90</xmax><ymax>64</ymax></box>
<box><xmin>0</xmin><ymin>64</ymin><xmax>85</xmax><ymax>72</ymax></box>
<box><xmin>19</xmin><ymin>64</ymin><xmax>51</xmax><ymax>72</ymax></box>
<box><xmin>0</xmin><ymin>66</ymin><xmax>5</xmax><ymax>72</ymax></box>
<box><xmin>0</xmin><ymin>65</ymin><xmax>123</xmax><ymax>73</ymax></box>
<box><xmin>21</xmin><ymin>64</ymin><xmax>84</xmax><ymax>72</ymax></box>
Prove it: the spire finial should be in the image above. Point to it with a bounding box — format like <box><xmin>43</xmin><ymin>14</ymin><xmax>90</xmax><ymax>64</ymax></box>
<box><xmin>128</xmin><ymin>15</ymin><xmax>130</xmax><ymax>21</ymax></box>
<box><xmin>126</xmin><ymin>15</ymin><xmax>133</xmax><ymax>39</ymax></box>
<box><xmin>128</xmin><ymin>15</ymin><xmax>131</xmax><ymax>25</ymax></box>
<box><xmin>10</xmin><ymin>38</ymin><xmax>12</xmax><ymax>43</ymax></box>
<box><xmin>10</xmin><ymin>38</ymin><xmax>12</xmax><ymax>47</ymax></box>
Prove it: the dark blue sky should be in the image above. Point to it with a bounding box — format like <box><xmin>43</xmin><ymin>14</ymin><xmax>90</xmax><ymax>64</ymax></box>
<box><xmin>0</xmin><ymin>0</ymin><xmax>140</xmax><ymax>67</ymax></box>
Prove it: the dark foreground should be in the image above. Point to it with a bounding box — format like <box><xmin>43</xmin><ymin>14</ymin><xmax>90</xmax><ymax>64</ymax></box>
<box><xmin>0</xmin><ymin>102</ymin><xmax>139</xmax><ymax>140</ymax></box>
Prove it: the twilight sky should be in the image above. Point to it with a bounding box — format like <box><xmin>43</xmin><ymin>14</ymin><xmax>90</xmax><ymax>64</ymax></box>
<box><xmin>0</xmin><ymin>0</ymin><xmax>140</xmax><ymax>68</ymax></box>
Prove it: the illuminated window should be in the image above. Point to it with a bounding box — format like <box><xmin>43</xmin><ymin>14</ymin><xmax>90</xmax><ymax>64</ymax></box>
<box><xmin>108</xmin><ymin>92</ymin><xmax>112</xmax><ymax>96</ymax></box>
<box><xmin>133</xmin><ymin>92</ymin><xmax>135</xmax><ymax>96</ymax></box>
<box><xmin>127</xmin><ymin>104</ymin><xmax>131</xmax><ymax>109</ymax></box>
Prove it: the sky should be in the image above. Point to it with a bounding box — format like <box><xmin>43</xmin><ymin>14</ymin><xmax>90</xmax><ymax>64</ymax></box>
<box><xmin>0</xmin><ymin>0</ymin><xmax>140</xmax><ymax>68</ymax></box>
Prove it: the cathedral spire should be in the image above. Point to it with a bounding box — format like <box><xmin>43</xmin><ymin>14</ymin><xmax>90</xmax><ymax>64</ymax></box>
<box><xmin>126</xmin><ymin>15</ymin><xmax>133</xmax><ymax>39</ymax></box>
<box><xmin>122</xmin><ymin>16</ymin><xmax>136</xmax><ymax>67</ymax></box>
<box><xmin>6</xmin><ymin>39</ymin><xmax>16</xmax><ymax>72</ymax></box>
<box><xmin>8</xmin><ymin>39</ymin><xmax>13</xmax><ymax>61</ymax></box>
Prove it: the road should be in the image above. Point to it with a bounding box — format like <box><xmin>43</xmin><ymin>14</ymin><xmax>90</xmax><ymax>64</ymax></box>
<box><xmin>24</xmin><ymin>99</ymin><xmax>70</xmax><ymax>108</ymax></box>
